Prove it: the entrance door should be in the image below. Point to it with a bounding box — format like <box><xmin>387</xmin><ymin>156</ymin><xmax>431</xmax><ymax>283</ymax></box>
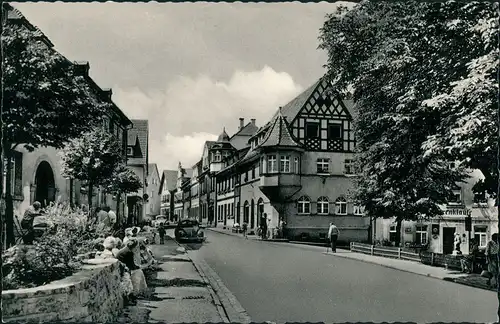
<box><xmin>442</xmin><ymin>227</ymin><xmax>455</xmax><ymax>255</ymax></box>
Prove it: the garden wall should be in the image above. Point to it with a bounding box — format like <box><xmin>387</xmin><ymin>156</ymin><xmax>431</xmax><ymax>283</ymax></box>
<box><xmin>2</xmin><ymin>258</ymin><xmax>123</xmax><ymax>323</ymax></box>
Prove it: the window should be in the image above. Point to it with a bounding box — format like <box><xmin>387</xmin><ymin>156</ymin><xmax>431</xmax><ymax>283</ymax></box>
<box><xmin>353</xmin><ymin>205</ymin><xmax>364</xmax><ymax>216</ymax></box>
<box><xmin>335</xmin><ymin>197</ymin><xmax>347</xmax><ymax>215</ymax></box>
<box><xmin>328</xmin><ymin>124</ymin><xmax>342</xmax><ymax>140</ymax></box>
<box><xmin>415</xmin><ymin>225</ymin><xmax>428</xmax><ymax>245</ymax></box>
<box><xmin>127</xmin><ymin>147</ymin><xmax>133</xmax><ymax>156</ymax></box>
<box><xmin>297</xmin><ymin>196</ymin><xmax>311</xmax><ymax>214</ymax></box>
<box><xmin>252</xmin><ymin>167</ymin><xmax>256</xmax><ymax>179</ymax></box>
<box><xmin>267</xmin><ymin>155</ymin><xmax>277</xmax><ymax>173</ymax></box>
<box><xmin>474</xmin><ymin>227</ymin><xmax>487</xmax><ymax>247</ymax></box>
<box><xmin>280</xmin><ymin>156</ymin><xmax>291</xmax><ymax>173</ymax></box>
<box><xmin>344</xmin><ymin>159</ymin><xmax>355</xmax><ymax>175</ymax></box>
<box><xmin>448</xmin><ymin>190</ymin><xmax>461</xmax><ymax>204</ymax></box>
<box><xmin>389</xmin><ymin>225</ymin><xmax>397</xmax><ymax>242</ymax></box>
<box><xmin>317</xmin><ymin>197</ymin><xmax>329</xmax><ymax>215</ymax></box>
<box><xmin>294</xmin><ymin>157</ymin><xmax>299</xmax><ymax>174</ymax></box>
<box><xmin>214</xmin><ymin>151</ymin><xmax>221</xmax><ymax>162</ymax></box>
<box><xmin>305</xmin><ymin>122</ymin><xmax>320</xmax><ymax>139</ymax></box>
<box><xmin>317</xmin><ymin>158</ymin><xmax>329</xmax><ymax>174</ymax></box>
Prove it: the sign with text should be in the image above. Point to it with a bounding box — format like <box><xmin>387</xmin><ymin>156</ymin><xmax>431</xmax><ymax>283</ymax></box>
<box><xmin>443</xmin><ymin>208</ymin><xmax>472</xmax><ymax>217</ymax></box>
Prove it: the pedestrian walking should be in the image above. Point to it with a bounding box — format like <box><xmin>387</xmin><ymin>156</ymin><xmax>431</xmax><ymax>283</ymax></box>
<box><xmin>242</xmin><ymin>222</ymin><xmax>248</xmax><ymax>239</ymax></box>
<box><xmin>485</xmin><ymin>233</ymin><xmax>499</xmax><ymax>288</ymax></box>
<box><xmin>20</xmin><ymin>201</ymin><xmax>43</xmax><ymax>244</ymax></box>
<box><xmin>158</xmin><ymin>223</ymin><xmax>166</xmax><ymax>244</ymax></box>
<box><xmin>328</xmin><ymin>222</ymin><xmax>340</xmax><ymax>253</ymax></box>
<box><xmin>260</xmin><ymin>213</ymin><xmax>268</xmax><ymax>240</ymax></box>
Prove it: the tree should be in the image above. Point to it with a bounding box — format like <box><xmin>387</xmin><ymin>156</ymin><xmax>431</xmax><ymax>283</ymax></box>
<box><xmin>102</xmin><ymin>164</ymin><xmax>142</xmax><ymax>225</ymax></box>
<box><xmin>2</xmin><ymin>6</ymin><xmax>106</xmax><ymax>247</ymax></box>
<box><xmin>60</xmin><ymin>127</ymin><xmax>123</xmax><ymax>209</ymax></box>
<box><xmin>318</xmin><ymin>1</ymin><xmax>497</xmax><ymax>246</ymax></box>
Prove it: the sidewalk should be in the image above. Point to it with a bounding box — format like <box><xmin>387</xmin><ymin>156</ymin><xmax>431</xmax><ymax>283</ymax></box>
<box><xmin>323</xmin><ymin>249</ymin><xmax>496</xmax><ymax>292</ymax></box>
<box><xmin>207</xmin><ymin>227</ymin><xmax>289</xmax><ymax>242</ymax></box>
<box><xmin>116</xmin><ymin>237</ymin><xmax>228</xmax><ymax>323</ymax></box>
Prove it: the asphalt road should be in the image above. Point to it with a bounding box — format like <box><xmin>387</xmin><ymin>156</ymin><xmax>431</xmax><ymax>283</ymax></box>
<box><xmin>183</xmin><ymin>230</ymin><xmax>498</xmax><ymax>323</ymax></box>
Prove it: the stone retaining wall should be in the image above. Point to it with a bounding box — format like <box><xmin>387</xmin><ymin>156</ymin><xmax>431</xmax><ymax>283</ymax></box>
<box><xmin>2</xmin><ymin>258</ymin><xmax>123</xmax><ymax>323</ymax></box>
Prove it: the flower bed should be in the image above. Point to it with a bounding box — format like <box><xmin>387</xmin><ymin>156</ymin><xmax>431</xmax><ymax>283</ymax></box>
<box><xmin>2</xmin><ymin>203</ymin><xmax>108</xmax><ymax>290</ymax></box>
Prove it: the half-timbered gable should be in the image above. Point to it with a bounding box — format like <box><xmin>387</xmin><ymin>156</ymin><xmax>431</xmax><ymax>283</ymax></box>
<box><xmin>286</xmin><ymin>78</ymin><xmax>356</xmax><ymax>152</ymax></box>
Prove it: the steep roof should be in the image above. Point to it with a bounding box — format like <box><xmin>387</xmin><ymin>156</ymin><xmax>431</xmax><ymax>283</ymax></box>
<box><xmin>4</xmin><ymin>3</ymin><xmax>53</xmax><ymax>46</ymax></box>
<box><xmin>273</xmin><ymin>79</ymin><xmax>321</xmax><ymax>123</ymax></box>
<box><xmin>128</xmin><ymin>120</ymin><xmax>148</xmax><ymax>166</ymax></box>
<box><xmin>159</xmin><ymin>170</ymin><xmax>178</xmax><ymax>193</ymax></box>
<box><xmin>217</xmin><ymin>128</ymin><xmax>230</xmax><ymax>142</ymax></box>
<box><xmin>259</xmin><ymin>108</ymin><xmax>303</xmax><ymax>149</ymax></box>
<box><xmin>231</xmin><ymin>122</ymin><xmax>259</xmax><ymax>138</ymax></box>
<box><xmin>148</xmin><ymin>163</ymin><xmax>159</xmax><ymax>179</ymax></box>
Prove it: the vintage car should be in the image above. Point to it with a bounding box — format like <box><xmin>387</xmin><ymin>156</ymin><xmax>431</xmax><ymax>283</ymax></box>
<box><xmin>152</xmin><ymin>215</ymin><xmax>167</xmax><ymax>228</ymax></box>
<box><xmin>174</xmin><ymin>219</ymin><xmax>205</xmax><ymax>242</ymax></box>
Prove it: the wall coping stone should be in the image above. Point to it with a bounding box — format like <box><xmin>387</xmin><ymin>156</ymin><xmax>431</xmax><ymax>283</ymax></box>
<box><xmin>2</xmin><ymin>258</ymin><xmax>118</xmax><ymax>300</ymax></box>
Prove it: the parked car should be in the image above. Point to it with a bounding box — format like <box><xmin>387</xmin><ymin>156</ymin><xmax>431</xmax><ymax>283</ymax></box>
<box><xmin>174</xmin><ymin>219</ymin><xmax>205</xmax><ymax>243</ymax></box>
<box><xmin>153</xmin><ymin>215</ymin><xmax>167</xmax><ymax>228</ymax></box>
<box><xmin>232</xmin><ymin>223</ymin><xmax>242</xmax><ymax>233</ymax></box>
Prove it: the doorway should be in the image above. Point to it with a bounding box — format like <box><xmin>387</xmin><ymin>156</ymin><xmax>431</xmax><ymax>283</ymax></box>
<box><xmin>442</xmin><ymin>227</ymin><xmax>456</xmax><ymax>255</ymax></box>
<box><xmin>250</xmin><ymin>199</ymin><xmax>255</xmax><ymax>229</ymax></box>
<box><xmin>34</xmin><ymin>161</ymin><xmax>55</xmax><ymax>208</ymax></box>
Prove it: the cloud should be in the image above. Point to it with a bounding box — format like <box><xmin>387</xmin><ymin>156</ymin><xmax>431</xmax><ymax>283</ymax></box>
<box><xmin>113</xmin><ymin>66</ymin><xmax>303</xmax><ymax>172</ymax></box>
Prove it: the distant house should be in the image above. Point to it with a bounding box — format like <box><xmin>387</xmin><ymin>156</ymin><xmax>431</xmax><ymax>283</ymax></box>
<box><xmin>2</xmin><ymin>4</ymin><xmax>132</xmax><ymax>223</ymax></box>
<box><xmin>146</xmin><ymin>163</ymin><xmax>161</xmax><ymax>221</ymax></box>
<box><xmin>126</xmin><ymin>119</ymin><xmax>149</xmax><ymax>225</ymax></box>
<box><xmin>159</xmin><ymin>169</ymin><xmax>178</xmax><ymax>222</ymax></box>
<box><xmin>374</xmin><ymin>169</ymin><xmax>498</xmax><ymax>255</ymax></box>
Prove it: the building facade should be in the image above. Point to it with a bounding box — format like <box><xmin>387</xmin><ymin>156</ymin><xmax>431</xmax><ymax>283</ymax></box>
<box><xmin>374</xmin><ymin>169</ymin><xmax>498</xmax><ymax>255</ymax></box>
<box><xmin>126</xmin><ymin>119</ymin><xmax>149</xmax><ymax>225</ymax></box>
<box><xmin>145</xmin><ymin>163</ymin><xmax>161</xmax><ymax>221</ymax></box>
<box><xmin>2</xmin><ymin>4</ymin><xmax>132</xmax><ymax>224</ymax></box>
<box><xmin>207</xmin><ymin>78</ymin><xmax>369</xmax><ymax>241</ymax></box>
<box><xmin>159</xmin><ymin>170</ymin><xmax>178</xmax><ymax>222</ymax></box>
<box><xmin>174</xmin><ymin>162</ymin><xmax>192</xmax><ymax>220</ymax></box>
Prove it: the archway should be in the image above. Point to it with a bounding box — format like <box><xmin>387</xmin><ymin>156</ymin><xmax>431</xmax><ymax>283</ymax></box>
<box><xmin>34</xmin><ymin>161</ymin><xmax>56</xmax><ymax>208</ymax></box>
<box><xmin>250</xmin><ymin>199</ymin><xmax>255</xmax><ymax>229</ymax></box>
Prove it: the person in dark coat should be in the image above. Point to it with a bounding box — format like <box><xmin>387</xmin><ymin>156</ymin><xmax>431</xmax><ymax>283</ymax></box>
<box><xmin>158</xmin><ymin>223</ymin><xmax>166</xmax><ymax>244</ymax></box>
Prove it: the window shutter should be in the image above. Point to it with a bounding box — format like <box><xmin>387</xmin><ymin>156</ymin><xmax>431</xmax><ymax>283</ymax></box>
<box><xmin>13</xmin><ymin>152</ymin><xmax>23</xmax><ymax>196</ymax></box>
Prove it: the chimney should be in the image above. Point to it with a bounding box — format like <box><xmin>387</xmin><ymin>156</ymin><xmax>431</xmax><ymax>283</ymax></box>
<box><xmin>251</xmin><ymin>118</ymin><xmax>256</xmax><ymax>126</ymax></box>
<box><xmin>239</xmin><ymin>118</ymin><xmax>245</xmax><ymax>130</ymax></box>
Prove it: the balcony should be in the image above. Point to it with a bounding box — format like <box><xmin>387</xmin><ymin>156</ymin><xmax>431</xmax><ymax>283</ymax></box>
<box><xmin>259</xmin><ymin>173</ymin><xmax>301</xmax><ymax>200</ymax></box>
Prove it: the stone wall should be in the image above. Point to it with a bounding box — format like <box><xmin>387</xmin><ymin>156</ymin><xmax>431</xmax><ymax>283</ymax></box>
<box><xmin>2</xmin><ymin>258</ymin><xmax>123</xmax><ymax>323</ymax></box>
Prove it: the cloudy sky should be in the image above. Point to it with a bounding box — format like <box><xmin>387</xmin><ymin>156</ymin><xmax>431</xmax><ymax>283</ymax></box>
<box><xmin>13</xmin><ymin>2</ymin><xmax>352</xmax><ymax>172</ymax></box>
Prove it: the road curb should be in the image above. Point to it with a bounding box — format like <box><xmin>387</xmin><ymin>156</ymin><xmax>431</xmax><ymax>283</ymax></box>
<box><xmin>322</xmin><ymin>252</ymin><xmax>494</xmax><ymax>292</ymax></box>
<box><xmin>189</xmin><ymin>255</ymin><xmax>252</xmax><ymax>324</ymax></box>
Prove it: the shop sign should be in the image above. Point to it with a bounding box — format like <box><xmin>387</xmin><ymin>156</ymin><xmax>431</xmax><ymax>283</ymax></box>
<box><xmin>443</xmin><ymin>208</ymin><xmax>472</xmax><ymax>216</ymax></box>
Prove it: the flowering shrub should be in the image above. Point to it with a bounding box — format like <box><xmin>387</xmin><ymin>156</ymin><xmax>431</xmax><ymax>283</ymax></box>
<box><xmin>2</xmin><ymin>202</ymin><xmax>107</xmax><ymax>289</ymax></box>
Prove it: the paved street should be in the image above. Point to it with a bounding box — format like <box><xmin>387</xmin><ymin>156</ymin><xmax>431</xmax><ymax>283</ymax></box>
<box><xmin>184</xmin><ymin>230</ymin><xmax>497</xmax><ymax>323</ymax></box>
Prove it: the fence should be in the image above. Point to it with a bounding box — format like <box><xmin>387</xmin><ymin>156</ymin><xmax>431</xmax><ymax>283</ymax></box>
<box><xmin>350</xmin><ymin>242</ymin><xmax>421</xmax><ymax>262</ymax></box>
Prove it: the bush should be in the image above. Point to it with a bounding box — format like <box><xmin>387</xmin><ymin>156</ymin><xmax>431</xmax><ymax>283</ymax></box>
<box><xmin>2</xmin><ymin>202</ymin><xmax>106</xmax><ymax>289</ymax></box>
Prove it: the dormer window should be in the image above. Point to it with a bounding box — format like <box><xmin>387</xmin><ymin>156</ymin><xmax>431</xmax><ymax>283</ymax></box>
<box><xmin>214</xmin><ymin>151</ymin><xmax>221</xmax><ymax>162</ymax></box>
<box><xmin>127</xmin><ymin>147</ymin><xmax>133</xmax><ymax>157</ymax></box>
